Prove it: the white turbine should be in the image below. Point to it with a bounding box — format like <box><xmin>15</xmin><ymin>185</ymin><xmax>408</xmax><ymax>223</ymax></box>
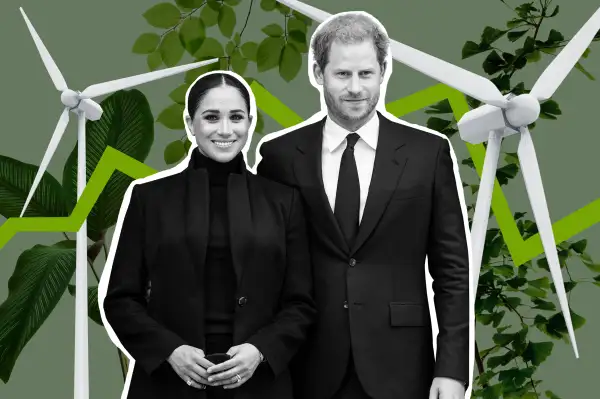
<box><xmin>18</xmin><ymin>7</ymin><xmax>219</xmax><ymax>399</ymax></box>
<box><xmin>276</xmin><ymin>0</ymin><xmax>600</xmax><ymax>359</ymax></box>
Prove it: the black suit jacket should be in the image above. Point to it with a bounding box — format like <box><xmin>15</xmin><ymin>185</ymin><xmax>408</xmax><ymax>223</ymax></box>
<box><xmin>255</xmin><ymin>111</ymin><xmax>470</xmax><ymax>399</ymax></box>
<box><xmin>102</xmin><ymin>152</ymin><xmax>317</xmax><ymax>399</ymax></box>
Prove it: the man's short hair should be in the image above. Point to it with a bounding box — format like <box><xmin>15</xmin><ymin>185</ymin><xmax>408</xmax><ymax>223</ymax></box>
<box><xmin>311</xmin><ymin>12</ymin><xmax>390</xmax><ymax>71</ymax></box>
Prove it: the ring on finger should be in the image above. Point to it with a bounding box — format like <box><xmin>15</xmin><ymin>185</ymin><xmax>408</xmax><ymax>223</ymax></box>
<box><xmin>236</xmin><ymin>374</ymin><xmax>242</xmax><ymax>383</ymax></box>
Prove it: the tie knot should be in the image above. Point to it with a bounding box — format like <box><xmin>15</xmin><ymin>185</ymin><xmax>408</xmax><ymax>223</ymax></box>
<box><xmin>346</xmin><ymin>133</ymin><xmax>360</xmax><ymax>149</ymax></box>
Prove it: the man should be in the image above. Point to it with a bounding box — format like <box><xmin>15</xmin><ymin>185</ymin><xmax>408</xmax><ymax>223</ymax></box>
<box><xmin>254</xmin><ymin>11</ymin><xmax>470</xmax><ymax>399</ymax></box>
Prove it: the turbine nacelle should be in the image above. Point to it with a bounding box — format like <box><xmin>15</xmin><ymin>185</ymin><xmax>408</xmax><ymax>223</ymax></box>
<box><xmin>60</xmin><ymin>89</ymin><xmax>103</xmax><ymax>121</ymax></box>
<box><xmin>458</xmin><ymin>93</ymin><xmax>541</xmax><ymax>144</ymax></box>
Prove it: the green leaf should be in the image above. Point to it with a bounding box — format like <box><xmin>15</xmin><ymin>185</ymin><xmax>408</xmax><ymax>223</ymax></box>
<box><xmin>164</xmin><ymin>140</ymin><xmax>187</xmax><ymax>165</ymax></box>
<box><xmin>529</xmin><ymin>277</ymin><xmax>551</xmax><ymax>289</ymax></box>
<box><xmin>147</xmin><ymin>51</ymin><xmax>162</xmax><ymax>71</ymax></box>
<box><xmin>279</xmin><ymin>43</ymin><xmax>302</xmax><ymax>82</ymax></box>
<box><xmin>496</xmin><ymin>163</ymin><xmax>519</xmax><ymax>185</ymax></box>
<box><xmin>224</xmin><ymin>0</ymin><xmax>242</xmax><ymax>5</ymax></box>
<box><xmin>532</xmin><ymin>298</ymin><xmax>556</xmax><ymax>311</ymax></box>
<box><xmin>425</xmin><ymin>99</ymin><xmax>452</xmax><ymax>115</ymax></box>
<box><xmin>62</xmin><ymin>90</ymin><xmax>154</xmax><ymax>241</ymax></box>
<box><xmin>234</xmin><ymin>32</ymin><xmax>241</xmax><ymax>45</ymax></box>
<box><xmin>481</xmin><ymin>27</ymin><xmax>507</xmax><ymax>44</ymax></box>
<box><xmin>143</xmin><ymin>3</ymin><xmax>181</xmax><ymax>29</ymax></box>
<box><xmin>132</xmin><ymin>33</ymin><xmax>161</xmax><ymax>54</ymax></box>
<box><xmin>0</xmin><ymin>155</ymin><xmax>69</xmax><ymax>218</ymax></box>
<box><xmin>257</xmin><ymin>36</ymin><xmax>285</xmax><ymax>72</ymax></box>
<box><xmin>179</xmin><ymin>17</ymin><xmax>205</xmax><ymax>55</ymax></box>
<box><xmin>548</xmin><ymin>5</ymin><xmax>559</xmax><ymax>17</ymax></box>
<box><xmin>226</xmin><ymin>41</ymin><xmax>236</xmax><ymax>56</ymax></box>
<box><xmin>67</xmin><ymin>284</ymin><xmax>102</xmax><ymax>326</ymax></box>
<box><xmin>545</xmin><ymin>29</ymin><xmax>564</xmax><ymax>45</ymax></box>
<box><xmin>200</xmin><ymin>3</ymin><xmax>219</xmax><ymax>27</ymax></box>
<box><xmin>483</xmin><ymin>50</ymin><xmax>507</xmax><ymax>75</ymax></box>
<box><xmin>262</xmin><ymin>23</ymin><xmax>284</xmax><ymax>37</ymax></box>
<box><xmin>185</xmin><ymin>61</ymin><xmax>220</xmax><ymax>84</ymax></box>
<box><xmin>157</xmin><ymin>103</ymin><xmax>186</xmax><ymax>130</ymax></box>
<box><xmin>0</xmin><ymin>240</ymin><xmax>76</xmax><ymax>383</ymax></box>
<box><xmin>261</xmin><ymin>0</ymin><xmax>277</xmax><ymax>11</ymax></box>
<box><xmin>160</xmin><ymin>30</ymin><xmax>185</xmax><ymax>67</ymax></box>
<box><xmin>194</xmin><ymin>37</ymin><xmax>224</xmax><ymax>59</ymax></box>
<box><xmin>255</xmin><ymin>110</ymin><xmax>265</xmax><ymax>134</ymax></box>
<box><xmin>288</xmin><ymin>17</ymin><xmax>307</xmax><ymax>34</ymax></box>
<box><xmin>231</xmin><ymin>49</ymin><xmax>248</xmax><ymax>75</ymax></box>
<box><xmin>218</xmin><ymin>5</ymin><xmax>236</xmax><ymax>38</ymax></box>
<box><xmin>169</xmin><ymin>83</ymin><xmax>189</xmax><ymax>104</ymax></box>
<box><xmin>491</xmin><ymin>74</ymin><xmax>511</xmax><ymax>92</ymax></box>
<box><xmin>540</xmin><ymin>100</ymin><xmax>561</xmax><ymax>119</ymax></box>
<box><xmin>289</xmin><ymin>38</ymin><xmax>309</xmax><ymax>54</ymax></box>
<box><xmin>575</xmin><ymin>62</ymin><xmax>595</xmax><ymax>80</ymax></box>
<box><xmin>462</xmin><ymin>41</ymin><xmax>486</xmax><ymax>59</ymax></box>
<box><xmin>507</xmin><ymin>30</ymin><xmax>528</xmax><ymax>42</ymax></box>
<box><xmin>207</xmin><ymin>0</ymin><xmax>222</xmax><ymax>11</ymax></box>
<box><xmin>526</xmin><ymin>49</ymin><xmax>541</xmax><ymax>62</ymax></box>
<box><xmin>523</xmin><ymin>286</ymin><xmax>546</xmax><ymax>298</ymax></box>
<box><xmin>522</xmin><ymin>341</ymin><xmax>553</xmax><ymax>366</ymax></box>
<box><xmin>184</xmin><ymin>138</ymin><xmax>192</xmax><ymax>152</ymax></box>
<box><xmin>241</xmin><ymin>41</ymin><xmax>258</xmax><ymax>61</ymax></box>
<box><xmin>546</xmin><ymin>309</ymin><xmax>586</xmax><ymax>338</ymax></box>
<box><xmin>275</xmin><ymin>2</ymin><xmax>291</xmax><ymax>14</ymax></box>
<box><xmin>427</xmin><ymin>117</ymin><xmax>452</xmax><ymax>132</ymax></box>
<box><xmin>570</xmin><ymin>239</ymin><xmax>587</xmax><ymax>254</ymax></box>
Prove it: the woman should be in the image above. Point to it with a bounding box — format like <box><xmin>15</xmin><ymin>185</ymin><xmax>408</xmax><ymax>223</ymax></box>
<box><xmin>100</xmin><ymin>71</ymin><xmax>316</xmax><ymax>399</ymax></box>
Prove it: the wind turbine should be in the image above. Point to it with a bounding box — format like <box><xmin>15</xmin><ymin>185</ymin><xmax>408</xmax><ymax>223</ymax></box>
<box><xmin>276</xmin><ymin>0</ymin><xmax>600</xmax><ymax>358</ymax></box>
<box><xmin>18</xmin><ymin>7</ymin><xmax>219</xmax><ymax>399</ymax></box>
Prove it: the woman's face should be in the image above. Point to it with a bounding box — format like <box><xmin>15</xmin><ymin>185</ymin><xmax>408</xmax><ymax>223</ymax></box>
<box><xmin>186</xmin><ymin>84</ymin><xmax>252</xmax><ymax>163</ymax></box>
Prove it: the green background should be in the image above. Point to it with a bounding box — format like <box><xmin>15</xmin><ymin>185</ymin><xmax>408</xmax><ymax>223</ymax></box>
<box><xmin>1</xmin><ymin>0</ymin><xmax>599</xmax><ymax>397</ymax></box>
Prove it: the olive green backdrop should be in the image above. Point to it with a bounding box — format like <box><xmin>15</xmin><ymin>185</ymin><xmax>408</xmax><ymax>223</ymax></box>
<box><xmin>1</xmin><ymin>0</ymin><xmax>599</xmax><ymax>397</ymax></box>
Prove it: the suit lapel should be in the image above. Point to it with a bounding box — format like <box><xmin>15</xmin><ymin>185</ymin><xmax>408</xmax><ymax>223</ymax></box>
<box><xmin>184</xmin><ymin>151</ymin><xmax>253</xmax><ymax>287</ymax></box>
<box><xmin>227</xmin><ymin>171</ymin><xmax>253</xmax><ymax>287</ymax></box>
<box><xmin>351</xmin><ymin>113</ymin><xmax>409</xmax><ymax>255</ymax></box>
<box><xmin>293</xmin><ymin>117</ymin><xmax>350</xmax><ymax>255</ymax></box>
<box><xmin>184</xmin><ymin>166</ymin><xmax>210</xmax><ymax>283</ymax></box>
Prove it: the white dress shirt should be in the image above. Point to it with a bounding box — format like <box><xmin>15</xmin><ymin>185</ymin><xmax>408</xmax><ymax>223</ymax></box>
<box><xmin>321</xmin><ymin>112</ymin><xmax>379</xmax><ymax>223</ymax></box>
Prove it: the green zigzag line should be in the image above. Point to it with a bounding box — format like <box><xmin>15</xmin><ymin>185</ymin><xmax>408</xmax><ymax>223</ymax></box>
<box><xmin>1</xmin><ymin>81</ymin><xmax>599</xmax><ymax>266</ymax></box>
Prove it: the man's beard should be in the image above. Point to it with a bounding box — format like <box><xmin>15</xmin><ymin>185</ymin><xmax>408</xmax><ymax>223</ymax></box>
<box><xmin>324</xmin><ymin>88</ymin><xmax>379</xmax><ymax>124</ymax></box>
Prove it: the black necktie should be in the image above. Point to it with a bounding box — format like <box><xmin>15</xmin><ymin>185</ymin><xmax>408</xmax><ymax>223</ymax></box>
<box><xmin>334</xmin><ymin>133</ymin><xmax>361</xmax><ymax>246</ymax></box>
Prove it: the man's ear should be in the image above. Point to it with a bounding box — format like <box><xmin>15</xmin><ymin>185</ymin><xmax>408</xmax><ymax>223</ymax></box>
<box><xmin>379</xmin><ymin>60</ymin><xmax>387</xmax><ymax>84</ymax></box>
<box><xmin>184</xmin><ymin>113</ymin><xmax>194</xmax><ymax>136</ymax></box>
<box><xmin>313</xmin><ymin>62</ymin><xmax>324</xmax><ymax>85</ymax></box>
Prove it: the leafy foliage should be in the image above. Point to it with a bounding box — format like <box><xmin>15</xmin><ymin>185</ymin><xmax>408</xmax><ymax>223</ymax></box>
<box><xmin>132</xmin><ymin>0</ymin><xmax>313</xmax><ymax>165</ymax></box>
<box><xmin>0</xmin><ymin>90</ymin><xmax>155</xmax><ymax>382</ymax></box>
<box><xmin>422</xmin><ymin>1</ymin><xmax>600</xmax><ymax>397</ymax></box>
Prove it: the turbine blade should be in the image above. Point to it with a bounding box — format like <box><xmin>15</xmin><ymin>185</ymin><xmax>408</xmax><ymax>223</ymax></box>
<box><xmin>19</xmin><ymin>7</ymin><xmax>68</xmax><ymax>91</ymax></box>
<box><xmin>517</xmin><ymin>126</ymin><xmax>579</xmax><ymax>358</ymax></box>
<box><xmin>470</xmin><ymin>131</ymin><xmax>503</xmax><ymax>293</ymax></box>
<box><xmin>276</xmin><ymin>0</ymin><xmax>508</xmax><ymax>108</ymax></box>
<box><xmin>80</xmin><ymin>58</ymin><xmax>220</xmax><ymax>99</ymax></box>
<box><xmin>530</xmin><ymin>7</ymin><xmax>600</xmax><ymax>101</ymax></box>
<box><xmin>20</xmin><ymin>107</ymin><xmax>70</xmax><ymax>217</ymax></box>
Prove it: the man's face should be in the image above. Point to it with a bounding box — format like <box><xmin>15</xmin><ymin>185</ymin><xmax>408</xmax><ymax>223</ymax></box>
<box><xmin>314</xmin><ymin>39</ymin><xmax>386</xmax><ymax>126</ymax></box>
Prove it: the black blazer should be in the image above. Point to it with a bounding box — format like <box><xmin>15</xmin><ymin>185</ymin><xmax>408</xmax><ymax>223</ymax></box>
<box><xmin>256</xmin><ymin>111</ymin><xmax>470</xmax><ymax>399</ymax></box>
<box><xmin>101</xmin><ymin>151</ymin><xmax>317</xmax><ymax>399</ymax></box>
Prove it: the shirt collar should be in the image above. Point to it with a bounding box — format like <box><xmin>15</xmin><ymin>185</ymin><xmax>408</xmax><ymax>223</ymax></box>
<box><xmin>323</xmin><ymin>112</ymin><xmax>379</xmax><ymax>153</ymax></box>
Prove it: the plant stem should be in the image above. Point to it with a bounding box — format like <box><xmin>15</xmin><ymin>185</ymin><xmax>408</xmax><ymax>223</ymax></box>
<box><xmin>475</xmin><ymin>341</ymin><xmax>487</xmax><ymax>384</ymax></box>
<box><xmin>239</xmin><ymin>0</ymin><xmax>254</xmax><ymax>39</ymax></box>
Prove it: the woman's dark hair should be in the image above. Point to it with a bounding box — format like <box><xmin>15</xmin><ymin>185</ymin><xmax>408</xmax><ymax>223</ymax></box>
<box><xmin>186</xmin><ymin>72</ymin><xmax>251</xmax><ymax>119</ymax></box>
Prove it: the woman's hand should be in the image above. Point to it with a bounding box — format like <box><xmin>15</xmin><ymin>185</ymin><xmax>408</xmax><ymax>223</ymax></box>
<box><xmin>206</xmin><ymin>343</ymin><xmax>262</xmax><ymax>389</ymax></box>
<box><xmin>167</xmin><ymin>345</ymin><xmax>215</xmax><ymax>389</ymax></box>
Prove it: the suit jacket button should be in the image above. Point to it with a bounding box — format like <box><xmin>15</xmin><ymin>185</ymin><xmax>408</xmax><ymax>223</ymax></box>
<box><xmin>238</xmin><ymin>296</ymin><xmax>248</xmax><ymax>307</ymax></box>
<box><xmin>349</xmin><ymin>258</ymin><xmax>356</xmax><ymax>267</ymax></box>
<box><xmin>343</xmin><ymin>301</ymin><xmax>348</xmax><ymax>309</ymax></box>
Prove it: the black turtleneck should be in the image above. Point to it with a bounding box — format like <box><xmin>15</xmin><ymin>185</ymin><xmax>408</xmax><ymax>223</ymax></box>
<box><xmin>192</xmin><ymin>148</ymin><xmax>243</xmax><ymax>336</ymax></box>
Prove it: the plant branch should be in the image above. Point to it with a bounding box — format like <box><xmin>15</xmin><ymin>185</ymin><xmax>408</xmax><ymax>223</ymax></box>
<box><xmin>239</xmin><ymin>0</ymin><xmax>254</xmax><ymax>39</ymax></box>
<box><xmin>160</xmin><ymin>3</ymin><xmax>206</xmax><ymax>39</ymax></box>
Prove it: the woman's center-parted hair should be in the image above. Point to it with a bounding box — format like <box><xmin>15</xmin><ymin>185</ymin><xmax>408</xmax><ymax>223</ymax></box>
<box><xmin>311</xmin><ymin>12</ymin><xmax>390</xmax><ymax>71</ymax></box>
<box><xmin>186</xmin><ymin>73</ymin><xmax>252</xmax><ymax>120</ymax></box>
